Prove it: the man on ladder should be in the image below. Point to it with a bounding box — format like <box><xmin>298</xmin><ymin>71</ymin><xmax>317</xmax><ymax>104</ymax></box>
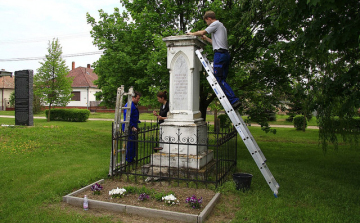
<box><xmin>188</xmin><ymin>11</ymin><xmax>279</xmax><ymax>196</ymax></box>
<box><xmin>187</xmin><ymin>10</ymin><xmax>241</xmax><ymax>110</ymax></box>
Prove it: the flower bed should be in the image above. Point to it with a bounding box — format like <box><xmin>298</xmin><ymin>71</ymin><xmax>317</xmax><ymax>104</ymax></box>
<box><xmin>63</xmin><ymin>179</ymin><xmax>220</xmax><ymax>222</ymax></box>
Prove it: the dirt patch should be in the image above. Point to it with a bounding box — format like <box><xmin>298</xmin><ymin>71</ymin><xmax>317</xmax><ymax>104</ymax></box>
<box><xmin>75</xmin><ymin>178</ymin><xmax>215</xmax><ymax>215</ymax></box>
<box><xmin>63</xmin><ymin>178</ymin><xmax>238</xmax><ymax>222</ymax></box>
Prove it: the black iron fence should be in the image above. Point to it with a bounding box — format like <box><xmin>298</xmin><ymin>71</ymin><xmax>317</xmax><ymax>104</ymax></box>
<box><xmin>111</xmin><ymin>121</ymin><xmax>237</xmax><ymax>188</ymax></box>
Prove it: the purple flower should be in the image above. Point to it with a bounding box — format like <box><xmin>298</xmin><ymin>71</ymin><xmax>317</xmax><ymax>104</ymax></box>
<box><xmin>138</xmin><ymin>193</ymin><xmax>150</xmax><ymax>201</ymax></box>
<box><xmin>185</xmin><ymin>195</ymin><xmax>202</xmax><ymax>209</ymax></box>
<box><xmin>91</xmin><ymin>183</ymin><xmax>103</xmax><ymax>192</ymax></box>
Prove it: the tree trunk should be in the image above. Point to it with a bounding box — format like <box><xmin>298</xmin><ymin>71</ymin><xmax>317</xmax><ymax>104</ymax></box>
<box><xmin>214</xmin><ymin>100</ymin><xmax>219</xmax><ymax>133</ymax></box>
<box><xmin>47</xmin><ymin>104</ymin><xmax>51</xmax><ymax>122</ymax></box>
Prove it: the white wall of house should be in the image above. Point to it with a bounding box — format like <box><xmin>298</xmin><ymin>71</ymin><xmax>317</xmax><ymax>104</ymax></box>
<box><xmin>0</xmin><ymin>89</ymin><xmax>14</xmax><ymax>110</ymax></box>
<box><xmin>67</xmin><ymin>87</ymin><xmax>101</xmax><ymax>108</ymax></box>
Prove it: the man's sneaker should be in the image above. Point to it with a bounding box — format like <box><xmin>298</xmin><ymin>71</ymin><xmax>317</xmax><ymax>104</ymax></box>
<box><xmin>231</xmin><ymin>100</ymin><xmax>241</xmax><ymax>110</ymax></box>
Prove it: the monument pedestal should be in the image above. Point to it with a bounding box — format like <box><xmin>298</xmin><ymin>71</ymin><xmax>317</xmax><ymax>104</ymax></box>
<box><xmin>151</xmin><ymin>150</ymin><xmax>214</xmax><ymax>169</ymax></box>
<box><xmin>149</xmin><ymin>35</ymin><xmax>212</xmax><ymax>173</ymax></box>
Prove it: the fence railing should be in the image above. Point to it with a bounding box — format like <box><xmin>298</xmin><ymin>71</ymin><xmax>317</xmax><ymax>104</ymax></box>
<box><xmin>111</xmin><ymin>122</ymin><xmax>237</xmax><ymax>188</ymax></box>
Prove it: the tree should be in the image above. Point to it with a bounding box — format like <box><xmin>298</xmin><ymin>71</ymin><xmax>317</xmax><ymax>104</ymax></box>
<box><xmin>34</xmin><ymin>38</ymin><xmax>73</xmax><ymax>122</ymax></box>
<box><xmin>224</xmin><ymin>0</ymin><xmax>360</xmax><ymax>149</ymax></box>
<box><xmin>87</xmin><ymin>0</ymin><xmax>216</xmax><ymax>120</ymax></box>
<box><xmin>10</xmin><ymin>90</ymin><xmax>42</xmax><ymax>114</ymax></box>
<box><xmin>88</xmin><ymin>0</ymin><xmax>360</xmax><ymax>149</ymax></box>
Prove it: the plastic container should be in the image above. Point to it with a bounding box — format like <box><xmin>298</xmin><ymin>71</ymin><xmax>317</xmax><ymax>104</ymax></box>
<box><xmin>83</xmin><ymin>195</ymin><xmax>88</xmax><ymax>210</ymax></box>
<box><xmin>233</xmin><ymin>173</ymin><xmax>253</xmax><ymax>191</ymax></box>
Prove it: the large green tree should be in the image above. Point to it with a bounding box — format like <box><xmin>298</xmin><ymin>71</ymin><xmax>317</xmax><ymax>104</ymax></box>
<box><xmin>87</xmin><ymin>0</ymin><xmax>216</xmax><ymax>119</ymax></box>
<box><xmin>224</xmin><ymin>0</ymin><xmax>360</xmax><ymax>149</ymax></box>
<box><xmin>88</xmin><ymin>0</ymin><xmax>359</xmax><ymax>148</ymax></box>
<box><xmin>34</xmin><ymin>38</ymin><xmax>73</xmax><ymax>122</ymax></box>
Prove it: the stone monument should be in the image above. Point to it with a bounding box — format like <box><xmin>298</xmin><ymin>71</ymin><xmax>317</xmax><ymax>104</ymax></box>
<box><xmin>15</xmin><ymin>70</ymin><xmax>33</xmax><ymax>126</ymax></box>
<box><xmin>150</xmin><ymin>35</ymin><xmax>213</xmax><ymax>174</ymax></box>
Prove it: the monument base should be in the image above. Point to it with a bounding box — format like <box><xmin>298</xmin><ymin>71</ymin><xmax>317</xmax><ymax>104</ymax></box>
<box><xmin>151</xmin><ymin>150</ymin><xmax>214</xmax><ymax>169</ymax></box>
<box><xmin>159</xmin><ymin>120</ymin><xmax>208</xmax><ymax>155</ymax></box>
<box><xmin>142</xmin><ymin>160</ymin><xmax>216</xmax><ymax>180</ymax></box>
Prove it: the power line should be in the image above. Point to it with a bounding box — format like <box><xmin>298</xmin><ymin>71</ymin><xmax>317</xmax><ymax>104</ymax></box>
<box><xmin>0</xmin><ymin>32</ymin><xmax>91</xmax><ymax>45</ymax></box>
<box><xmin>0</xmin><ymin>51</ymin><xmax>104</xmax><ymax>62</ymax></box>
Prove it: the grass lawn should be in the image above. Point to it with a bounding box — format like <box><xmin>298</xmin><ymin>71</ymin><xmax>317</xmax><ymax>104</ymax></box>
<box><xmin>0</xmin><ymin>111</ymin><xmax>318</xmax><ymax>126</ymax></box>
<box><xmin>0</xmin><ymin>117</ymin><xmax>358</xmax><ymax>222</ymax></box>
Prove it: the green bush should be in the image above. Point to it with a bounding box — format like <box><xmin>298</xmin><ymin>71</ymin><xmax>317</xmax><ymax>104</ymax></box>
<box><xmin>217</xmin><ymin>114</ymin><xmax>231</xmax><ymax>128</ymax></box>
<box><xmin>293</xmin><ymin>115</ymin><xmax>307</xmax><ymax>130</ymax></box>
<box><xmin>354</xmin><ymin>117</ymin><xmax>360</xmax><ymax>129</ymax></box>
<box><xmin>45</xmin><ymin>108</ymin><xmax>90</xmax><ymax>122</ymax></box>
<box><xmin>266</xmin><ymin>111</ymin><xmax>277</xmax><ymax>121</ymax></box>
<box><xmin>331</xmin><ymin>117</ymin><xmax>360</xmax><ymax>132</ymax></box>
<box><xmin>287</xmin><ymin>113</ymin><xmax>313</xmax><ymax>122</ymax></box>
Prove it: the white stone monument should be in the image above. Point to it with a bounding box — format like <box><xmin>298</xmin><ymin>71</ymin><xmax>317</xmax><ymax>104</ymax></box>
<box><xmin>150</xmin><ymin>35</ymin><xmax>213</xmax><ymax>171</ymax></box>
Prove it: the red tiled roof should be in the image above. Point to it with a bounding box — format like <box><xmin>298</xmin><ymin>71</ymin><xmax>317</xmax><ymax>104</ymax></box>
<box><xmin>0</xmin><ymin>76</ymin><xmax>15</xmax><ymax>89</ymax></box>
<box><xmin>67</xmin><ymin>66</ymin><xmax>98</xmax><ymax>88</ymax></box>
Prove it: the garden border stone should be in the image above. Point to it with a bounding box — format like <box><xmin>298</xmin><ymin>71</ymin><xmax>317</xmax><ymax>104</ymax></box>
<box><xmin>62</xmin><ymin>179</ymin><xmax>220</xmax><ymax>223</ymax></box>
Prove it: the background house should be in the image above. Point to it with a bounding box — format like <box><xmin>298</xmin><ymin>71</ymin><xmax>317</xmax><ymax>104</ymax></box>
<box><xmin>0</xmin><ymin>69</ymin><xmax>15</xmax><ymax>111</ymax></box>
<box><xmin>67</xmin><ymin>62</ymin><xmax>102</xmax><ymax>110</ymax></box>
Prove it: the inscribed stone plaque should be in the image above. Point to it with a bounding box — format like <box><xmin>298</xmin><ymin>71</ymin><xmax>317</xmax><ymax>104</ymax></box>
<box><xmin>172</xmin><ymin>54</ymin><xmax>188</xmax><ymax>110</ymax></box>
<box><xmin>15</xmin><ymin>70</ymin><xmax>33</xmax><ymax>126</ymax></box>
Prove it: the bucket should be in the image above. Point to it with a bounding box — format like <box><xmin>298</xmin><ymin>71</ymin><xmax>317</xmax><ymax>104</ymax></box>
<box><xmin>233</xmin><ymin>173</ymin><xmax>253</xmax><ymax>191</ymax></box>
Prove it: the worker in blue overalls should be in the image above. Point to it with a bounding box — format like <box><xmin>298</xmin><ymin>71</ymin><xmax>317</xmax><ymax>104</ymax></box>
<box><xmin>122</xmin><ymin>91</ymin><xmax>141</xmax><ymax>163</ymax></box>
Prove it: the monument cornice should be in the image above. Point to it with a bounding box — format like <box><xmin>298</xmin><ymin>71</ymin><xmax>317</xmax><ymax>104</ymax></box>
<box><xmin>163</xmin><ymin>35</ymin><xmax>206</xmax><ymax>49</ymax></box>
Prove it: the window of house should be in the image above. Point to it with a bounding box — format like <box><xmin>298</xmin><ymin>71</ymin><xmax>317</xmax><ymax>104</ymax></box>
<box><xmin>71</xmin><ymin>91</ymin><xmax>80</xmax><ymax>101</ymax></box>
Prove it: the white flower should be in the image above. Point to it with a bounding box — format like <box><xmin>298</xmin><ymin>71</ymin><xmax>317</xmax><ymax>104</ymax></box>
<box><xmin>162</xmin><ymin>194</ymin><xmax>178</xmax><ymax>205</ymax></box>
<box><xmin>109</xmin><ymin>187</ymin><xmax>126</xmax><ymax>196</ymax></box>
<box><xmin>163</xmin><ymin>194</ymin><xmax>177</xmax><ymax>201</ymax></box>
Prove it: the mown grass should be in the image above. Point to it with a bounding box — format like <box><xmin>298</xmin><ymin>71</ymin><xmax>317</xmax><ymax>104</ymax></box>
<box><xmin>1</xmin><ymin>116</ymin><xmax>358</xmax><ymax>222</ymax></box>
<box><xmin>0</xmin><ymin>118</ymin><xmax>112</xmax><ymax>222</ymax></box>
<box><xmin>0</xmin><ymin>111</ymin><xmax>318</xmax><ymax>127</ymax></box>
<box><xmin>220</xmin><ymin>127</ymin><xmax>360</xmax><ymax>222</ymax></box>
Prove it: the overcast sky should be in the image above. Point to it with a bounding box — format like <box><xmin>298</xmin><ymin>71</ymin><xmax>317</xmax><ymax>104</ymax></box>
<box><xmin>0</xmin><ymin>0</ymin><xmax>124</xmax><ymax>75</ymax></box>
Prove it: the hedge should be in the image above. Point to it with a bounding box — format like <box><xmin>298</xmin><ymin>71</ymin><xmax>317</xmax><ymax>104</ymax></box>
<box><xmin>45</xmin><ymin>108</ymin><xmax>90</xmax><ymax>122</ymax></box>
<box><xmin>329</xmin><ymin>117</ymin><xmax>360</xmax><ymax>132</ymax></box>
<box><xmin>217</xmin><ymin>114</ymin><xmax>231</xmax><ymax>128</ymax></box>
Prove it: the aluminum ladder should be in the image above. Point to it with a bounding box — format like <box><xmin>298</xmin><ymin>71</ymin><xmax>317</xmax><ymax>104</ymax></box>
<box><xmin>109</xmin><ymin>85</ymin><xmax>134</xmax><ymax>176</ymax></box>
<box><xmin>195</xmin><ymin>49</ymin><xmax>280</xmax><ymax>197</ymax></box>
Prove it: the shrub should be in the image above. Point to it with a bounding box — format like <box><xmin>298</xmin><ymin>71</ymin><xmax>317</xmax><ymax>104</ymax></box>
<box><xmin>286</xmin><ymin>114</ymin><xmax>295</xmax><ymax>122</ymax></box>
<box><xmin>354</xmin><ymin>117</ymin><xmax>360</xmax><ymax>129</ymax></box>
<box><xmin>293</xmin><ymin>115</ymin><xmax>307</xmax><ymax>130</ymax></box>
<box><xmin>45</xmin><ymin>108</ymin><xmax>90</xmax><ymax>122</ymax></box>
<box><xmin>266</xmin><ymin>111</ymin><xmax>277</xmax><ymax>121</ymax></box>
<box><xmin>330</xmin><ymin>117</ymin><xmax>360</xmax><ymax>132</ymax></box>
<box><xmin>217</xmin><ymin>114</ymin><xmax>231</xmax><ymax>128</ymax></box>
<box><xmin>287</xmin><ymin>113</ymin><xmax>313</xmax><ymax>122</ymax></box>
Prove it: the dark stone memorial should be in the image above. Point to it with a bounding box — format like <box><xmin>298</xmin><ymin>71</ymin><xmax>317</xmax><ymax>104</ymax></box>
<box><xmin>15</xmin><ymin>70</ymin><xmax>33</xmax><ymax>126</ymax></box>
